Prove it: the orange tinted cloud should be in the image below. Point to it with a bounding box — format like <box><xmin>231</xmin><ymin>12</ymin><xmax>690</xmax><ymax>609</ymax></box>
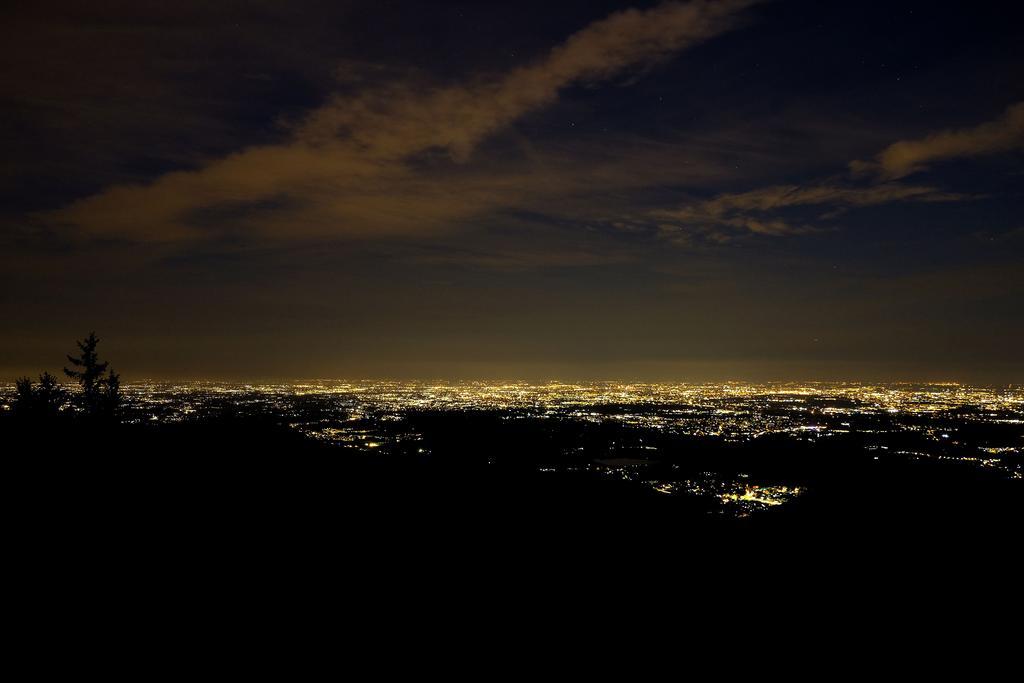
<box><xmin>852</xmin><ymin>101</ymin><xmax>1024</xmax><ymax>179</ymax></box>
<box><xmin>47</xmin><ymin>1</ymin><xmax>760</xmax><ymax>244</ymax></box>
<box><xmin>651</xmin><ymin>182</ymin><xmax>969</xmax><ymax>241</ymax></box>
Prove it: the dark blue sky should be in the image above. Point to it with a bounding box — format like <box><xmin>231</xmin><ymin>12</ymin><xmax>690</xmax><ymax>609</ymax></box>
<box><xmin>2</xmin><ymin>0</ymin><xmax>1022</xmax><ymax>381</ymax></box>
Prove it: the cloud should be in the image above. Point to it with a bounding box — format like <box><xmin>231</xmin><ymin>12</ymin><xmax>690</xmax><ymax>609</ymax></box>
<box><xmin>851</xmin><ymin>101</ymin><xmax>1024</xmax><ymax>179</ymax></box>
<box><xmin>650</xmin><ymin>182</ymin><xmax>970</xmax><ymax>242</ymax></box>
<box><xmin>646</xmin><ymin>103</ymin><xmax>1007</xmax><ymax>245</ymax></box>
<box><xmin>300</xmin><ymin>0</ymin><xmax>760</xmax><ymax>155</ymax></box>
<box><xmin>44</xmin><ymin>1</ymin><xmax>760</xmax><ymax>244</ymax></box>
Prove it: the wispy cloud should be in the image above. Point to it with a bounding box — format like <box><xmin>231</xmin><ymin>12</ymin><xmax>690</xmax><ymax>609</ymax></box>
<box><xmin>851</xmin><ymin>101</ymin><xmax>1024</xmax><ymax>179</ymax></box>
<box><xmin>649</xmin><ymin>182</ymin><xmax>970</xmax><ymax>242</ymax></box>
<box><xmin>45</xmin><ymin>1</ymin><xmax>760</xmax><ymax>244</ymax></box>
<box><xmin>646</xmin><ymin>103</ymin><xmax>1021</xmax><ymax>244</ymax></box>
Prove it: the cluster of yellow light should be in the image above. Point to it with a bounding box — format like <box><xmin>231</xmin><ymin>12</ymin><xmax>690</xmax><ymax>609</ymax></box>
<box><xmin>720</xmin><ymin>485</ymin><xmax>805</xmax><ymax>508</ymax></box>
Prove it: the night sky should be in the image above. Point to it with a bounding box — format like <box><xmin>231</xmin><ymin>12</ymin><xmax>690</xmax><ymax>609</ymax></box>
<box><xmin>3</xmin><ymin>0</ymin><xmax>1022</xmax><ymax>382</ymax></box>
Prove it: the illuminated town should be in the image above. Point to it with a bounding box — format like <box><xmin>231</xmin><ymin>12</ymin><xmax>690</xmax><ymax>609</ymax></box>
<box><xmin>5</xmin><ymin>381</ymin><xmax>1019</xmax><ymax>518</ymax></box>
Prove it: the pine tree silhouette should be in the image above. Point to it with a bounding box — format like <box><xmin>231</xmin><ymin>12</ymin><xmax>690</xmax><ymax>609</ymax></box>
<box><xmin>101</xmin><ymin>369</ymin><xmax>122</xmax><ymax>419</ymax></box>
<box><xmin>64</xmin><ymin>332</ymin><xmax>111</xmax><ymax>416</ymax></box>
<box><xmin>36</xmin><ymin>372</ymin><xmax>65</xmax><ymax>418</ymax></box>
<box><xmin>13</xmin><ymin>372</ymin><xmax>65</xmax><ymax>420</ymax></box>
<box><xmin>14</xmin><ymin>377</ymin><xmax>34</xmax><ymax>416</ymax></box>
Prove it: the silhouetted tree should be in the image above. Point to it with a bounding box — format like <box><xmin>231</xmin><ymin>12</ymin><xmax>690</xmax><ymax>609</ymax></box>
<box><xmin>100</xmin><ymin>369</ymin><xmax>122</xmax><ymax>420</ymax></box>
<box><xmin>64</xmin><ymin>332</ymin><xmax>113</xmax><ymax>417</ymax></box>
<box><xmin>36</xmin><ymin>372</ymin><xmax>65</xmax><ymax>418</ymax></box>
<box><xmin>13</xmin><ymin>372</ymin><xmax>65</xmax><ymax>420</ymax></box>
<box><xmin>14</xmin><ymin>376</ymin><xmax>34</xmax><ymax>416</ymax></box>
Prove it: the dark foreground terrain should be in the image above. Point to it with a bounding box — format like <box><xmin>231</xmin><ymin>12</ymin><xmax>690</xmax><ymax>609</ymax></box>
<box><xmin>5</xmin><ymin>408</ymin><xmax>1022</xmax><ymax>651</ymax></box>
